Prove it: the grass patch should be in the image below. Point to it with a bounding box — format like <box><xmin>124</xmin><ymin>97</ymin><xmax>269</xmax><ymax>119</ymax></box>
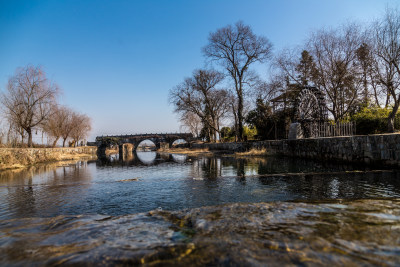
<box><xmin>0</xmin><ymin>148</ymin><xmax>97</xmax><ymax>171</ymax></box>
<box><xmin>159</xmin><ymin>147</ymin><xmax>213</xmax><ymax>155</ymax></box>
<box><xmin>235</xmin><ymin>148</ymin><xmax>268</xmax><ymax>157</ymax></box>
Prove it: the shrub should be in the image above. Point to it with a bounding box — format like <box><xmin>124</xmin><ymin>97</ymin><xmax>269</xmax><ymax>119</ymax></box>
<box><xmin>220</xmin><ymin>126</ymin><xmax>233</xmax><ymax>141</ymax></box>
<box><xmin>351</xmin><ymin>106</ymin><xmax>400</xmax><ymax>135</ymax></box>
<box><xmin>242</xmin><ymin>126</ymin><xmax>257</xmax><ymax>140</ymax></box>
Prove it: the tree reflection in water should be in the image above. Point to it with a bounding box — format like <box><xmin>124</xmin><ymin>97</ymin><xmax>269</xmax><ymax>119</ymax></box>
<box><xmin>1</xmin><ymin>153</ymin><xmax>400</xmax><ymax>220</ymax></box>
<box><xmin>0</xmin><ymin>161</ymin><xmax>93</xmax><ymax>219</ymax></box>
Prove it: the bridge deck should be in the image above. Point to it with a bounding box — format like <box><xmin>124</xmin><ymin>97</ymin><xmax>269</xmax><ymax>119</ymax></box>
<box><xmin>95</xmin><ymin>133</ymin><xmax>194</xmax><ymax>144</ymax></box>
<box><xmin>98</xmin><ymin>133</ymin><xmax>192</xmax><ymax>138</ymax></box>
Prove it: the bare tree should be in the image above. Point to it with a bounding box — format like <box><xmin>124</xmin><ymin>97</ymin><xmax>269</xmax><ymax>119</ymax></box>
<box><xmin>8</xmin><ymin>122</ymin><xmax>26</xmax><ymax>146</ymax></box>
<box><xmin>42</xmin><ymin>105</ymin><xmax>73</xmax><ymax>147</ymax></box>
<box><xmin>203</xmin><ymin>21</ymin><xmax>272</xmax><ymax>141</ymax></box>
<box><xmin>356</xmin><ymin>40</ymin><xmax>382</xmax><ymax>107</ymax></box>
<box><xmin>59</xmin><ymin>109</ymin><xmax>74</xmax><ymax>147</ymax></box>
<box><xmin>179</xmin><ymin>111</ymin><xmax>202</xmax><ymax>138</ymax></box>
<box><xmin>0</xmin><ymin>65</ymin><xmax>59</xmax><ymax>147</ymax></box>
<box><xmin>307</xmin><ymin>23</ymin><xmax>365</xmax><ymax>121</ymax></box>
<box><xmin>273</xmin><ymin>48</ymin><xmax>319</xmax><ymax>102</ymax></box>
<box><xmin>274</xmin><ymin>48</ymin><xmax>310</xmax><ymax>86</ymax></box>
<box><xmin>372</xmin><ymin>7</ymin><xmax>400</xmax><ymax>132</ymax></box>
<box><xmin>169</xmin><ymin>69</ymin><xmax>230</xmax><ymax>142</ymax></box>
<box><xmin>69</xmin><ymin>112</ymin><xmax>92</xmax><ymax>147</ymax></box>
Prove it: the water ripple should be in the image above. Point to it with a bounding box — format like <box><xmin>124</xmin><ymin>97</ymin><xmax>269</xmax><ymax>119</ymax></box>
<box><xmin>1</xmin><ymin>199</ymin><xmax>400</xmax><ymax>266</ymax></box>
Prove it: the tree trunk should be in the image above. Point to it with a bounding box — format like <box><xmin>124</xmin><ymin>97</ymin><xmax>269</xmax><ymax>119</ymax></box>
<box><xmin>385</xmin><ymin>94</ymin><xmax>391</xmax><ymax>108</ymax></box>
<box><xmin>216</xmin><ymin>120</ymin><xmax>220</xmax><ymax>143</ymax></box>
<box><xmin>62</xmin><ymin>138</ymin><xmax>67</xmax><ymax>147</ymax></box>
<box><xmin>27</xmin><ymin>128</ymin><xmax>33</xmax><ymax>147</ymax></box>
<box><xmin>7</xmin><ymin>125</ymin><xmax>11</xmax><ymax>146</ymax></box>
<box><xmin>387</xmin><ymin>105</ymin><xmax>399</xmax><ymax>133</ymax></box>
<box><xmin>231</xmin><ymin>103</ymin><xmax>239</xmax><ymax>142</ymax></box>
<box><xmin>363</xmin><ymin>71</ymin><xmax>368</xmax><ymax>105</ymax></box>
<box><xmin>52</xmin><ymin>137</ymin><xmax>60</xmax><ymax>148</ymax></box>
<box><xmin>237</xmin><ymin>94</ymin><xmax>244</xmax><ymax>142</ymax></box>
<box><xmin>387</xmin><ymin>115</ymin><xmax>395</xmax><ymax>133</ymax></box>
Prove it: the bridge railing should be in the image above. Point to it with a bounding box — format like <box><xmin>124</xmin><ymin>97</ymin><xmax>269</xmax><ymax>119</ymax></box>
<box><xmin>96</xmin><ymin>133</ymin><xmax>194</xmax><ymax>140</ymax></box>
<box><xmin>99</xmin><ymin>132</ymin><xmax>192</xmax><ymax>136</ymax></box>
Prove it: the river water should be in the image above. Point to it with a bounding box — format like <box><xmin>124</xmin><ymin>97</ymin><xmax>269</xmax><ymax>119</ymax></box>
<box><xmin>1</xmin><ymin>152</ymin><xmax>400</xmax><ymax>265</ymax></box>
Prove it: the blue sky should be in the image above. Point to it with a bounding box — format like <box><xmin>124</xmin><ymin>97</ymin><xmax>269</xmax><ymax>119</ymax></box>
<box><xmin>0</xmin><ymin>0</ymin><xmax>397</xmax><ymax>141</ymax></box>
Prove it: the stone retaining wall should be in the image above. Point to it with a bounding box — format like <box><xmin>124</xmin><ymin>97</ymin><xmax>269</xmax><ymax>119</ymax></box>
<box><xmin>192</xmin><ymin>134</ymin><xmax>400</xmax><ymax>166</ymax></box>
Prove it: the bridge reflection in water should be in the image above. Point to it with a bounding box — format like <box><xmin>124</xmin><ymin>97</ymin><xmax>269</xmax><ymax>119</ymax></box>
<box><xmin>97</xmin><ymin>151</ymin><xmax>188</xmax><ymax>166</ymax></box>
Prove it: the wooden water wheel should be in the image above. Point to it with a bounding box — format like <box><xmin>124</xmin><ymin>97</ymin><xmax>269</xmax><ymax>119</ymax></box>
<box><xmin>293</xmin><ymin>86</ymin><xmax>327</xmax><ymax>138</ymax></box>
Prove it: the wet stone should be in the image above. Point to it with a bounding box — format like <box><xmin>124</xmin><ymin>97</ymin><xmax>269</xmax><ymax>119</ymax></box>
<box><xmin>1</xmin><ymin>199</ymin><xmax>400</xmax><ymax>266</ymax></box>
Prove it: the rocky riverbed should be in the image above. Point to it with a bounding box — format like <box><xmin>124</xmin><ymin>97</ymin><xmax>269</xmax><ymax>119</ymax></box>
<box><xmin>1</xmin><ymin>199</ymin><xmax>399</xmax><ymax>266</ymax></box>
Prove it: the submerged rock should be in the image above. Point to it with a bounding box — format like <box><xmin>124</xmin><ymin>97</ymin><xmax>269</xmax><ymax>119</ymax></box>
<box><xmin>117</xmin><ymin>177</ymin><xmax>140</xmax><ymax>182</ymax></box>
<box><xmin>1</xmin><ymin>199</ymin><xmax>400</xmax><ymax>266</ymax></box>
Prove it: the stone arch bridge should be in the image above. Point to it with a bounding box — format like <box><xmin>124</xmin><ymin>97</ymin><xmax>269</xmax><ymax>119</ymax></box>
<box><xmin>95</xmin><ymin>133</ymin><xmax>193</xmax><ymax>156</ymax></box>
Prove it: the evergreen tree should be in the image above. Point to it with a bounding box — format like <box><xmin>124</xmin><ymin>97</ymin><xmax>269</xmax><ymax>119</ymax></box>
<box><xmin>246</xmin><ymin>98</ymin><xmax>273</xmax><ymax>139</ymax></box>
<box><xmin>295</xmin><ymin>50</ymin><xmax>317</xmax><ymax>86</ymax></box>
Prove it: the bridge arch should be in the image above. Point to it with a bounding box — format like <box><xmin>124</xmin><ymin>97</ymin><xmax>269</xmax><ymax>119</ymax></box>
<box><xmin>170</xmin><ymin>138</ymin><xmax>188</xmax><ymax>148</ymax></box>
<box><xmin>96</xmin><ymin>133</ymin><xmax>194</xmax><ymax>156</ymax></box>
<box><xmin>135</xmin><ymin>139</ymin><xmax>158</xmax><ymax>151</ymax></box>
<box><xmin>96</xmin><ymin>137</ymin><xmax>120</xmax><ymax>158</ymax></box>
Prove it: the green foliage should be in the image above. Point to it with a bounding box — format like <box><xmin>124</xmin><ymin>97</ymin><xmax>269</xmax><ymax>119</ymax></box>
<box><xmin>246</xmin><ymin>98</ymin><xmax>272</xmax><ymax>138</ymax></box>
<box><xmin>220</xmin><ymin>127</ymin><xmax>232</xmax><ymax>139</ymax></box>
<box><xmin>243</xmin><ymin>126</ymin><xmax>257</xmax><ymax>140</ymax></box>
<box><xmin>296</xmin><ymin>50</ymin><xmax>317</xmax><ymax>86</ymax></box>
<box><xmin>220</xmin><ymin>126</ymin><xmax>237</xmax><ymax>142</ymax></box>
<box><xmin>246</xmin><ymin>98</ymin><xmax>291</xmax><ymax>140</ymax></box>
<box><xmin>351</xmin><ymin>106</ymin><xmax>400</xmax><ymax>134</ymax></box>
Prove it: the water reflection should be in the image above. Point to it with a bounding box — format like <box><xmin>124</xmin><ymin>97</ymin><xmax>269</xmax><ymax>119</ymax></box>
<box><xmin>0</xmin><ymin>161</ymin><xmax>93</xmax><ymax>219</ymax></box>
<box><xmin>136</xmin><ymin>151</ymin><xmax>157</xmax><ymax>164</ymax></box>
<box><xmin>192</xmin><ymin>157</ymin><xmax>222</xmax><ymax>179</ymax></box>
<box><xmin>171</xmin><ymin>153</ymin><xmax>187</xmax><ymax>163</ymax></box>
<box><xmin>97</xmin><ymin>151</ymin><xmax>187</xmax><ymax>166</ymax></box>
<box><xmin>1</xmin><ymin>153</ymin><xmax>400</xmax><ymax>220</ymax></box>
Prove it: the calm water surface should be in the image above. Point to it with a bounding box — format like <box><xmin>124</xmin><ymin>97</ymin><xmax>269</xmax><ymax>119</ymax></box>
<box><xmin>1</xmin><ymin>152</ymin><xmax>400</xmax><ymax>220</ymax></box>
<box><xmin>1</xmin><ymin>152</ymin><xmax>400</xmax><ymax>265</ymax></box>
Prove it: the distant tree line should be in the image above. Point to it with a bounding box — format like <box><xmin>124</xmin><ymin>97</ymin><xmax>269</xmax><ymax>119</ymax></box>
<box><xmin>170</xmin><ymin>6</ymin><xmax>400</xmax><ymax>141</ymax></box>
<box><xmin>0</xmin><ymin>65</ymin><xmax>92</xmax><ymax>147</ymax></box>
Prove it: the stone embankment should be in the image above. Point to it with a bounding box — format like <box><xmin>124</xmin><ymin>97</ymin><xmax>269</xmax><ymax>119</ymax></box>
<box><xmin>0</xmin><ymin>146</ymin><xmax>97</xmax><ymax>170</ymax></box>
<box><xmin>192</xmin><ymin>133</ymin><xmax>400</xmax><ymax>166</ymax></box>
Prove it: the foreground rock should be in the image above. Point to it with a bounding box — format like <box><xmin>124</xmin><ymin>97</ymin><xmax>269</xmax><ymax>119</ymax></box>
<box><xmin>1</xmin><ymin>199</ymin><xmax>400</xmax><ymax>266</ymax></box>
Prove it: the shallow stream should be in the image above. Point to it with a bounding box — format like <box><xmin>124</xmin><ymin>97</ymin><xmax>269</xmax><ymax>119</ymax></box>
<box><xmin>1</xmin><ymin>152</ymin><xmax>400</xmax><ymax>265</ymax></box>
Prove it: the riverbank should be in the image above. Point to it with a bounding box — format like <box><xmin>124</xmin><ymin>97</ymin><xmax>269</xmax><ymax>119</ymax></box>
<box><xmin>158</xmin><ymin>147</ymin><xmax>214</xmax><ymax>156</ymax></box>
<box><xmin>190</xmin><ymin>133</ymin><xmax>400</xmax><ymax>167</ymax></box>
<box><xmin>0</xmin><ymin>147</ymin><xmax>97</xmax><ymax>171</ymax></box>
<box><xmin>160</xmin><ymin>147</ymin><xmax>269</xmax><ymax>157</ymax></box>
